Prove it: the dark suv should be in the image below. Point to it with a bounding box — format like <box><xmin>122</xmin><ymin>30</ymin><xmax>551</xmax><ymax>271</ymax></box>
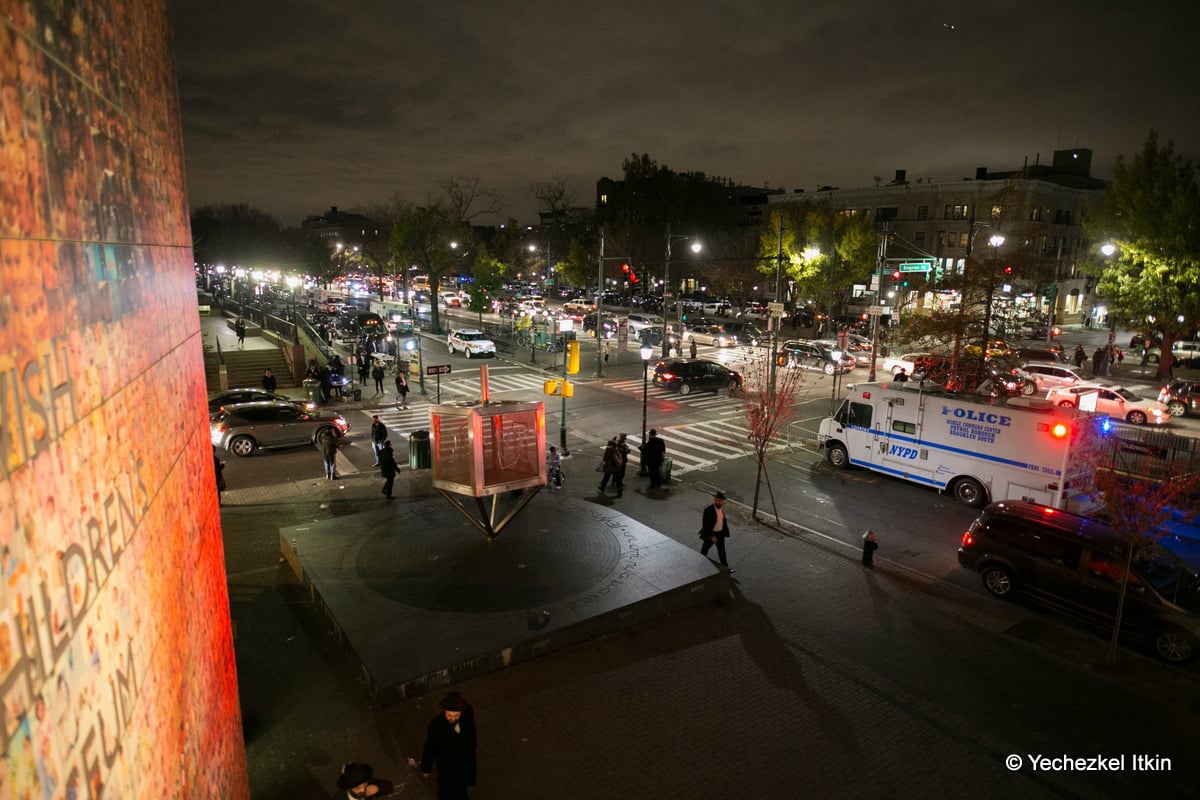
<box><xmin>776</xmin><ymin>339</ymin><xmax>854</xmax><ymax>375</ymax></box>
<box><xmin>957</xmin><ymin>501</ymin><xmax>1200</xmax><ymax>664</ymax></box>
<box><xmin>1157</xmin><ymin>379</ymin><xmax>1200</xmax><ymax>417</ymax></box>
<box><xmin>652</xmin><ymin>359</ymin><xmax>743</xmax><ymax>396</ymax></box>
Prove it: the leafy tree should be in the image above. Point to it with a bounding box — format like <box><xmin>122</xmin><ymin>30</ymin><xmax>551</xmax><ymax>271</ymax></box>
<box><xmin>356</xmin><ymin>194</ymin><xmax>411</xmax><ymax>299</ymax></box>
<box><xmin>190</xmin><ymin>203</ymin><xmax>287</xmax><ymax>268</ymax></box>
<box><xmin>1086</xmin><ymin>131</ymin><xmax>1200</xmax><ymax>379</ymax></box>
<box><xmin>389</xmin><ymin>202</ymin><xmax>471</xmax><ymax>333</ymax></box>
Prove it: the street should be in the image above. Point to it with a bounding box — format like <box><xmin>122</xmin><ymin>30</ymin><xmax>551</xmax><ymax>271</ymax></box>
<box><xmin>219</xmin><ymin>320</ymin><xmax>1200</xmax><ymax>799</ymax></box>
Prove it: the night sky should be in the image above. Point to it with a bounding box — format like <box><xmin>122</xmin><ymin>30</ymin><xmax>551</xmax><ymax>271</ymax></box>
<box><xmin>167</xmin><ymin>1</ymin><xmax>1199</xmax><ymax>228</ymax></box>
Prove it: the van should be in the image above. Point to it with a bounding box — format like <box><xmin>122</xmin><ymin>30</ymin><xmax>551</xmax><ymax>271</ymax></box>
<box><xmin>957</xmin><ymin>500</ymin><xmax>1200</xmax><ymax>664</ymax></box>
<box><xmin>1014</xmin><ymin>347</ymin><xmax>1068</xmax><ymax>364</ymax></box>
<box><xmin>625</xmin><ymin>312</ymin><xmax>664</xmax><ymax>335</ymax></box>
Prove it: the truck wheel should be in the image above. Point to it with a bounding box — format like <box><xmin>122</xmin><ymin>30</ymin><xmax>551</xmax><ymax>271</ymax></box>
<box><xmin>1152</xmin><ymin>627</ymin><xmax>1196</xmax><ymax>664</ymax></box>
<box><xmin>981</xmin><ymin>565</ymin><xmax>1015</xmax><ymax>598</ymax></box>
<box><xmin>229</xmin><ymin>436</ymin><xmax>256</xmax><ymax>457</ymax></box>
<box><xmin>825</xmin><ymin>443</ymin><xmax>849</xmax><ymax>469</ymax></box>
<box><xmin>953</xmin><ymin>477</ymin><xmax>988</xmax><ymax>507</ymax></box>
<box><xmin>1168</xmin><ymin>400</ymin><xmax>1187</xmax><ymax>416</ymax></box>
<box><xmin>1021</xmin><ymin>381</ymin><xmax>1037</xmax><ymax>396</ymax></box>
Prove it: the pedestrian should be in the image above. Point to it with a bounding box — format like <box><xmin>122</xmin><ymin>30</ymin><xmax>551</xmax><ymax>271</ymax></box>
<box><xmin>614</xmin><ymin>433</ymin><xmax>630</xmax><ymax>494</ymax></box>
<box><xmin>597</xmin><ymin>436</ymin><xmax>623</xmax><ymax>494</ymax></box>
<box><xmin>1091</xmin><ymin>347</ymin><xmax>1104</xmax><ymax>376</ymax></box>
<box><xmin>334</xmin><ymin>761</ymin><xmax>389</xmax><ymax>798</ymax></box>
<box><xmin>395</xmin><ymin>369</ymin><xmax>410</xmax><ymax>409</ymax></box>
<box><xmin>1073</xmin><ymin>345</ymin><xmax>1086</xmax><ymax>369</ymax></box>
<box><xmin>421</xmin><ymin>691</ymin><xmax>477</xmax><ymax>800</ymax></box>
<box><xmin>370</xmin><ymin>416</ymin><xmax>387</xmax><ymax>466</ymax></box>
<box><xmin>547</xmin><ymin>445</ymin><xmax>563</xmax><ymax>489</ymax></box>
<box><xmin>1116</xmin><ymin>347</ymin><xmax>1125</xmax><ymax>368</ymax></box>
<box><xmin>372</xmin><ymin>362</ymin><xmax>386</xmax><ymax>394</ymax></box>
<box><xmin>322</xmin><ymin>432</ymin><xmax>338</xmax><ymax>480</ymax></box>
<box><xmin>357</xmin><ymin>355</ymin><xmax>370</xmax><ymax>385</ymax></box>
<box><xmin>234</xmin><ymin>317</ymin><xmax>246</xmax><ymax>347</ymax></box>
<box><xmin>319</xmin><ymin>364</ymin><xmax>334</xmax><ymax>404</ymax></box>
<box><xmin>698</xmin><ymin>490</ymin><xmax>732</xmax><ymax>570</ymax></box>
<box><xmin>379</xmin><ymin>440</ymin><xmax>399</xmax><ymax>500</ymax></box>
<box><xmin>603</xmin><ymin>342</ymin><xmax>611</xmax><ymax>366</ymax></box>
<box><xmin>862</xmin><ymin>530</ymin><xmax>879</xmax><ymax>567</ymax></box>
<box><xmin>262</xmin><ymin>367</ymin><xmax>276</xmax><ymax>393</ymax></box>
<box><xmin>213</xmin><ymin>447</ymin><xmax>226</xmax><ymax>505</ymax></box>
<box><xmin>893</xmin><ymin>368</ymin><xmax>909</xmax><ymax>382</ymax></box>
<box><xmin>638</xmin><ymin>428</ymin><xmax>666</xmax><ymax>489</ymax></box>
<box><xmin>689</xmin><ymin>337</ymin><xmax>698</xmax><ymax>359</ymax></box>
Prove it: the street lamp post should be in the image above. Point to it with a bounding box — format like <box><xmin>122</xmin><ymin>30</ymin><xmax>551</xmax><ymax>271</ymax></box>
<box><xmin>663</xmin><ymin>223</ymin><xmax>702</xmax><ymax>358</ymax></box>
<box><xmin>976</xmin><ymin>234</ymin><xmax>1005</xmax><ymax>387</ymax></box>
<box><xmin>639</xmin><ymin>344</ymin><xmax>653</xmax><ymax>473</ymax></box>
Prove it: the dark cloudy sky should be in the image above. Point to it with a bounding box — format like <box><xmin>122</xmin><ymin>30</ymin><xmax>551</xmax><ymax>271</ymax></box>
<box><xmin>167</xmin><ymin>1</ymin><xmax>1199</xmax><ymax>229</ymax></box>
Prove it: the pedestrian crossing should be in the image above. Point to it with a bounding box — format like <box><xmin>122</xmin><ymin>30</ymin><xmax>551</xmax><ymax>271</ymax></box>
<box><xmin>604</xmin><ymin>379</ymin><xmax>740</xmax><ymax>413</ymax></box>
<box><xmin>609</xmin><ymin>417</ymin><xmax>787</xmax><ymax>478</ymax></box>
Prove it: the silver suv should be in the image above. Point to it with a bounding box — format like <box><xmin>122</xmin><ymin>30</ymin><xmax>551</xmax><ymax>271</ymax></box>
<box><xmin>1017</xmin><ymin>363</ymin><xmax>1086</xmax><ymax>395</ymax></box>
<box><xmin>210</xmin><ymin>401</ymin><xmax>351</xmax><ymax>457</ymax></box>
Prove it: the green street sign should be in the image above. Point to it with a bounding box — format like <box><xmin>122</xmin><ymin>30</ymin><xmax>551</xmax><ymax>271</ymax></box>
<box><xmin>899</xmin><ymin>262</ymin><xmax>931</xmax><ymax>272</ymax></box>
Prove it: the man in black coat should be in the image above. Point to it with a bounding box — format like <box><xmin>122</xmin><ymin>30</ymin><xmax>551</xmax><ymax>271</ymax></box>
<box><xmin>378</xmin><ymin>441</ymin><xmax>399</xmax><ymax>500</ymax></box>
<box><xmin>421</xmin><ymin>692</ymin><xmax>477</xmax><ymax>799</ymax></box>
<box><xmin>638</xmin><ymin>428</ymin><xmax>666</xmax><ymax>489</ymax></box>
<box><xmin>699</xmin><ymin>490</ymin><xmax>732</xmax><ymax>569</ymax></box>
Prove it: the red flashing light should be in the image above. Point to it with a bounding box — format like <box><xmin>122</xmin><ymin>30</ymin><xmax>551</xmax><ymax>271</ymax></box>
<box><xmin>861</xmin><ymin>391</ymin><xmax>872</xmax><ymax>400</ymax></box>
<box><xmin>961</xmin><ymin>531</ymin><xmax>975</xmax><ymax>547</ymax></box>
<box><xmin>1050</xmin><ymin>422</ymin><xmax>1069</xmax><ymax>439</ymax></box>
<box><xmin>1040</xmin><ymin>507</ymin><xmax>1058</xmax><ymax>516</ymax></box>
<box><xmin>621</xmin><ymin>263</ymin><xmax>630</xmax><ymax>273</ymax></box>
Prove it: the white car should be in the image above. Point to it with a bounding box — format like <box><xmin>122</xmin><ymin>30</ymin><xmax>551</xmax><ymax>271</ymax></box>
<box><xmin>1046</xmin><ymin>383</ymin><xmax>1171</xmax><ymax>426</ymax></box>
<box><xmin>447</xmin><ymin>328</ymin><xmax>496</xmax><ymax>358</ymax></box>
<box><xmin>881</xmin><ymin>352</ymin><xmax>940</xmax><ymax>377</ymax></box>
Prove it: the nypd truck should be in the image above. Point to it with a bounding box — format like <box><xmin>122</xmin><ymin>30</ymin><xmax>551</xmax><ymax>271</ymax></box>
<box><xmin>818</xmin><ymin>381</ymin><xmax>1107</xmax><ymax>508</ymax></box>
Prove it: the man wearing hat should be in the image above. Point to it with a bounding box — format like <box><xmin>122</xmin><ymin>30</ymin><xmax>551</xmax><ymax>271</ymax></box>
<box><xmin>421</xmin><ymin>691</ymin><xmax>477</xmax><ymax>799</ymax></box>
<box><xmin>638</xmin><ymin>428</ymin><xmax>667</xmax><ymax>489</ymax></box>
<box><xmin>699</xmin><ymin>490</ymin><xmax>733</xmax><ymax>570</ymax></box>
<box><xmin>335</xmin><ymin>762</ymin><xmax>385</xmax><ymax>798</ymax></box>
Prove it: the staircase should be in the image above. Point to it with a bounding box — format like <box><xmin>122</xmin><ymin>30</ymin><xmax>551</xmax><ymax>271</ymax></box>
<box><xmin>205</xmin><ymin>349</ymin><xmax>299</xmax><ymax>392</ymax></box>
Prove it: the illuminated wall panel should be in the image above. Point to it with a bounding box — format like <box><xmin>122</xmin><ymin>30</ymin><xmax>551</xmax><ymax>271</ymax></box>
<box><xmin>0</xmin><ymin>0</ymin><xmax>248</xmax><ymax>796</ymax></box>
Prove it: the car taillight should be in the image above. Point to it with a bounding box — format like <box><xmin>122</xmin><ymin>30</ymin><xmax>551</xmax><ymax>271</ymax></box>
<box><xmin>660</xmin><ymin>371</ymin><xmax>675</xmax><ymax>381</ymax></box>
<box><xmin>961</xmin><ymin>531</ymin><xmax>975</xmax><ymax>547</ymax></box>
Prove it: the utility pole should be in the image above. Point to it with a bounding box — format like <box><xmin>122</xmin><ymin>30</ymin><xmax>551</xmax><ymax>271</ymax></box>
<box><xmin>594</xmin><ymin>229</ymin><xmax>605</xmax><ymax>378</ymax></box>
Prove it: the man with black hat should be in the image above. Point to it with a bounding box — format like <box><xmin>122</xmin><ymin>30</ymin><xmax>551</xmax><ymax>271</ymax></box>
<box><xmin>421</xmin><ymin>691</ymin><xmax>477</xmax><ymax>799</ymax></box>
<box><xmin>699</xmin><ymin>490</ymin><xmax>733</xmax><ymax>570</ymax></box>
<box><xmin>639</xmin><ymin>428</ymin><xmax>666</xmax><ymax>489</ymax></box>
<box><xmin>335</xmin><ymin>761</ymin><xmax>386</xmax><ymax>798</ymax></box>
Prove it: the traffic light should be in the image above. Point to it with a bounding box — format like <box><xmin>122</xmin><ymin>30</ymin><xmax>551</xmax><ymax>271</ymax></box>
<box><xmin>1004</xmin><ymin>265</ymin><xmax>1013</xmax><ymax>275</ymax></box>
<box><xmin>621</xmin><ymin>263</ymin><xmax>638</xmax><ymax>284</ymax></box>
<box><xmin>566</xmin><ymin>340</ymin><xmax>580</xmax><ymax>374</ymax></box>
<box><xmin>892</xmin><ymin>270</ymin><xmax>901</xmax><ymax>281</ymax></box>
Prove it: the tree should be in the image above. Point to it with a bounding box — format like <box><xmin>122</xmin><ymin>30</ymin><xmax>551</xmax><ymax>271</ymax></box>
<box><xmin>357</xmin><ymin>193</ymin><xmax>411</xmax><ymax>299</ymax></box>
<box><xmin>190</xmin><ymin>204</ymin><xmax>287</xmax><ymax>269</ymax></box>
<box><xmin>739</xmin><ymin>355</ymin><xmax>809</xmax><ymax>523</ymax></box>
<box><xmin>389</xmin><ymin>203</ymin><xmax>470</xmax><ymax>334</ymax></box>
<box><xmin>1086</xmin><ymin>131</ymin><xmax>1200</xmax><ymax>380</ymax></box>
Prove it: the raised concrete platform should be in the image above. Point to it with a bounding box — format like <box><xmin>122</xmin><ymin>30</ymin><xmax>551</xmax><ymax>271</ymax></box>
<box><xmin>280</xmin><ymin>493</ymin><xmax>730</xmax><ymax>702</ymax></box>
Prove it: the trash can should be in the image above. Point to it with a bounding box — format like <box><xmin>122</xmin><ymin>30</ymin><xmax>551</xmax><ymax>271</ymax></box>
<box><xmin>408</xmin><ymin>429</ymin><xmax>431</xmax><ymax>469</ymax></box>
<box><xmin>661</xmin><ymin>456</ymin><xmax>674</xmax><ymax>484</ymax></box>
<box><xmin>352</xmin><ymin>387</ymin><xmax>362</xmax><ymax>401</ymax></box>
<box><xmin>302</xmin><ymin>378</ymin><xmax>321</xmax><ymax>405</ymax></box>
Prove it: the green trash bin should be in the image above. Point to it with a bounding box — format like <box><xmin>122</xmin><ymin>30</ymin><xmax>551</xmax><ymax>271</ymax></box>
<box><xmin>302</xmin><ymin>378</ymin><xmax>321</xmax><ymax>405</ymax></box>
<box><xmin>408</xmin><ymin>429</ymin><xmax>431</xmax><ymax>469</ymax></box>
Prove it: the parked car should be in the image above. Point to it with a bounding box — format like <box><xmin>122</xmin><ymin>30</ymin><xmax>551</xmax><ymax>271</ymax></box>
<box><xmin>583</xmin><ymin>313</ymin><xmax>619</xmax><ymax>339</ymax></box>
<box><xmin>652</xmin><ymin>359</ymin><xmax>743</xmax><ymax>396</ymax></box>
<box><xmin>881</xmin><ymin>352</ymin><xmax>942</xmax><ymax>377</ymax></box>
<box><xmin>721</xmin><ymin>320</ymin><xmax>769</xmax><ymax>347</ymax></box>
<box><xmin>210</xmin><ymin>401</ymin><xmax>350</xmax><ymax>457</ymax></box>
<box><xmin>1046</xmin><ymin>383</ymin><xmax>1171</xmax><ymax>426</ymax></box>
<box><xmin>958</xmin><ymin>500</ymin><xmax>1200</xmax><ymax>664</ymax></box>
<box><xmin>777</xmin><ymin>339</ymin><xmax>855</xmax><ymax>375</ymax></box>
<box><xmin>207</xmin><ymin>388</ymin><xmax>315</xmax><ymax>418</ymax></box>
<box><xmin>1157</xmin><ymin>379</ymin><xmax>1200</xmax><ymax>417</ymax></box>
<box><xmin>1145</xmin><ymin>341</ymin><xmax>1200</xmax><ymax>368</ymax></box>
<box><xmin>1014</xmin><ymin>346</ymin><xmax>1068</xmax><ymax>364</ymax></box>
<box><xmin>684</xmin><ymin>323</ymin><xmax>737</xmax><ymax>347</ymax></box>
<box><xmin>1016</xmin><ymin>363</ymin><xmax>1087</xmax><ymax>395</ymax></box>
<box><xmin>446</xmin><ymin>328</ymin><xmax>496</xmax><ymax>358</ymax></box>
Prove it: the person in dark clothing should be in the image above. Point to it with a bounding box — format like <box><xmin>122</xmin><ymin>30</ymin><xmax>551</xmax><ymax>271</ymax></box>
<box><xmin>234</xmin><ymin>317</ymin><xmax>246</xmax><ymax>347</ymax></box>
<box><xmin>614</xmin><ymin>433</ymin><xmax>630</xmax><ymax>493</ymax></box>
<box><xmin>689</xmin><ymin>337</ymin><xmax>698</xmax><ymax>359</ymax></box>
<box><xmin>395</xmin><ymin>370</ymin><xmax>410</xmax><ymax>409</ymax></box>
<box><xmin>319</xmin><ymin>365</ymin><xmax>334</xmax><ymax>403</ymax></box>
<box><xmin>699</xmin><ymin>490</ymin><xmax>732</xmax><ymax>569</ymax></box>
<box><xmin>638</xmin><ymin>428</ymin><xmax>666</xmax><ymax>489</ymax></box>
<box><xmin>862</xmin><ymin>530</ymin><xmax>879</xmax><ymax>567</ymax></box>
<box><xmin>334</xmin><ymin>761</ymin><xmax>389</xmax><ymax>798</ymax></box>
<box><xmin>321</xmin><ymin>433</ymin><xmax>338</xmax><ymax>480</ymax></box>
<box><xmin>262</xmin><ymin>368</ymin><xmax>277</xmax><ymax>392</ymax></box>
<box><xmin>213</xmin><ymin>447</ymin><xmax>226</xmax><ymax>505</ymax></box>
<box><xmin>370</xmin><ymin>416</ymin><xmax>387</xmax><ymax>466</ymax></box>
<box><xmin>372</xmin><ymin>363</ymin><xmax>386</xmax><ymax>394</ymax></box>
<box><xmin>1091</xmin><ymin>347</ymin><xmax>1104</xmax><ymax>376</ymax></box>
<box><xmin>378</xmin><ymin>441</ymin><xmax>399</xmax><ymax>499</ymax></box>
<box><xmin>357</xmin><ymin>356</ymin><xmax>370</xmax><ymax>385</ymax></box>
<box><xmin>892</xmin><ymin>368</ymin><xmax>909</xmax><ymax>382</ymax></box>
<box><xmin>598</xmin><ymin>437</ymin><xmax>622</xmax><ymax>494</ymax></box>
<box><xmin>329</xmin><ymin>354</ymin><xmax>345</xmax><ymax>377</ymax></box>
<box><xmin>1073</xmin><ymin>345</ymin><xmax>1086</xmax><ymax>369</ymax></box>
<box><xmin>421</xmin><ymin>692</ymin><xmax>477</xmax><ymax>800</ymax></box>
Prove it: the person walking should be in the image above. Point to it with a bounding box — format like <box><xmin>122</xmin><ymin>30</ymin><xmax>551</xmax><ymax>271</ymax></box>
<box><xmin>421</xmin><ymin>691</ymin><xmax>477</xmax><ymax>800</ymax></box>
<box><xmin>639</xmin><ymin>428</ymin><xmax>666</xmax><ymax>489</ymax></box>
<box><xmin>698</xmin><ymin>490</ymin><xmax>732</xmax><ymax>570</ymax></box>
<box><xmin>597</xmin><ymin>437</ymin><xmax>623</xmax><ymax>494</ymax></box>
<box><xmin>862</xmin><ymin>530</ymin><xmax>879</xmax><ymax>567</ymax></box>
<box><xmin>689</xmin><ymin>337</ymin><xmax>698</xmax><ymax>359</ymax></box>
<box><xmin>1073</xmin><ymin>344</ymin><xmax>1086</xmax><ymax>369</ymax></box>
<box><xmin>321</xmin><ymin>433</ymin><xmax>338</xmax><ymax>480</ymax></box>
<box><xmin>1091</xmin><ymin>347</ymin><xmax>1104</xmax><ymax>376</ymax></box>
<box><xmin>357</xmin><ymin>355</ymin><xmax>370</xmax><ymax>386</ymax></box>
<box><xmin>395</xmin><ymin>369</ymin><xmax>410</xmax><ymax>409</ymax></box>
<box><xmin>370</xmin><ymin>415</ymin><xmax>387</xmax><ymax>466</ymax></box>
<box><xmin>371</xmin><ymin>363</ymin><xmax>386</xmax><ymax>395</ymax></box>
<box><xmin>893</xmin><ymin>368</ymin><xmax>909</xmax><ymax>382</ymax></box>
<box><xmin>234</xmin><ymin>317</ymin><xmax>246</xmax><ymax>347</ymax></box>
<box><xmin>614</xmin><ymin>433</ymin><xmax>630</xmax><ymax>494</ymax></box>
<box><xmin>547</xmin><ymin>446</ymin><xmax>563</xmax><ymax>489</ymax></box>
<box><xmin>379</xmin><ymin>440</ymin><xmax>399</xmax><ymax>500</ymax></box>
<box><xmin>261</xmin><ymin>368</ymin><xmax>276</xmax><ymax>392</ymax></box>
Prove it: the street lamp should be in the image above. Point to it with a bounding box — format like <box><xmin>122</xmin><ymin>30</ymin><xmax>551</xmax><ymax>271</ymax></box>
<box><xmin>974</xmin><ymin>234</ymin><xmax>1005</xmax><ymax>387</ymax></box>
<box><xmin>663</xmin><ymin>223</ymin><xmax>702</xmax><ymax>358</ymax></box>
<box><xmin>639</xmin><ymin>343</ymin><xmax>654</xmax><ymax>473</ymax></box>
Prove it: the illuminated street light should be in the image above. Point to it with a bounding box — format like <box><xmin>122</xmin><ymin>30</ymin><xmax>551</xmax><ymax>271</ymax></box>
<box><xmin>639</xmin><ymin>344</ymin><xmax>654</xmax><ymax>473</ymax></box>
<box><xmin>663</xmin><ymin>223</ymin><xmax>702</xmax><ymax>357</ymax></box>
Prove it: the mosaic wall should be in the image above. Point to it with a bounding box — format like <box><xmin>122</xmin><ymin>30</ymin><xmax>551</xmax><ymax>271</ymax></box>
<box><xmin>1</xmin><ymin>0</ymin><xmax>248</xmax><ymax>796</ymax></box>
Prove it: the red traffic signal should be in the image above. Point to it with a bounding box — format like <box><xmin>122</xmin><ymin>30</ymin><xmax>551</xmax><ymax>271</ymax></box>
<box><xmin>1004</xmin><ymin>265</ymin><xmax>1013</xmax><ymax>275</ymax></box>
<box><xmin>892</xmin><ymin>270</ymin><xmax>901</xmax><ymax>280</ymax></box>
<box><xmin>621</xmin><ymin>263</ymin><xmax>630</xmax><ymax>273</ymax></box>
